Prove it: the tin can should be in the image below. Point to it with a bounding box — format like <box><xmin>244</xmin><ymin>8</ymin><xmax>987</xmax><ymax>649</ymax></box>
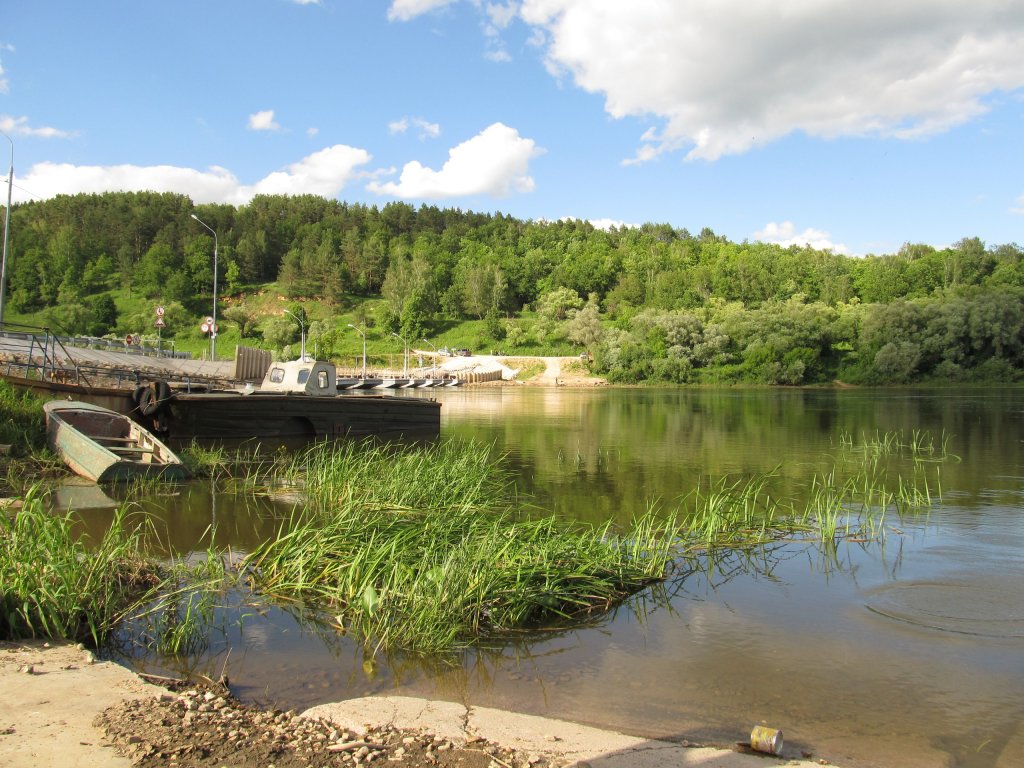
<box><xmin>750</xmin><ymin>725</ymin><xmax>783</xmax><ymax>755</ymax></box>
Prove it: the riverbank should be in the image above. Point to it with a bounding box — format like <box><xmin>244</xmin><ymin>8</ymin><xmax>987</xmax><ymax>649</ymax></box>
<box><xmin>1</xmin><ymin>641</ymin><xmax>826</xmax><ymax>768</ymax></box>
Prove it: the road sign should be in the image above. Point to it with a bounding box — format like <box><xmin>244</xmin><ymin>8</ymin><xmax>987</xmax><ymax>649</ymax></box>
<box><xmin>201</xmin><ymin>322</ymin><xmax>210</xmax><ymax>333</ymax></box>
<box><xmin>155</xmin><ymin>318</ymin><xmax>166</xmax><ymax>328</ymax></box>
<box><xmin>156</xmin><ymin>306</ymin><xmax>165</xmax><ymax>317</ymax></box>
<box><xmin>124</xmin><ymin>334</ymin><xmax>133</xmax><ymax>345</ymax></box>
<box><xmin>131</xmin><ymin>334</ymin><xmax>141</xmax><ymax>345</ymax></box>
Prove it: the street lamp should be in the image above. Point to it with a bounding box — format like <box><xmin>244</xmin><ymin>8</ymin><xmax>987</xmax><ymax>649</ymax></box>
<box><xmin>390</xmin><ymin>331</ymin><xmax>409</xmax><ymax>377</ymax></box>
<box><xmin>421</xmin><ymin>338</ymin><xmax>438</xmax><ymax>378</ymax></box>
<box><xmin>283</xmin><ymin>309</ymin><xmax>307</xmax><ymax>361</ymax></box>
<box><xmin>0</xmin><ymin>131</ymin><xmax>13</xmax><ymax>328</ymax></box>
<box><xmin>190</xmin><ymin>213</ymin><xmax>218</xmax><ymax>360</ymax></box>
<box><xmin>347</xmin><ymin>323</ymin><xmax>366</xmax><ymax>379</ymax></box>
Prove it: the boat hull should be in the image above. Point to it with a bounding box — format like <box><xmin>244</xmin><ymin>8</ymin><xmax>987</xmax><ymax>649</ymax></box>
<box><xmin>44</xmin><ymin>401</ymin><xmax>189</xmax><ymax>483</ymax></box>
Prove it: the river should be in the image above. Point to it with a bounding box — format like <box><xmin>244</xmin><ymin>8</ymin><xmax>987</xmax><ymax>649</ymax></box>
<box><xmin>83</xmin><ymin>386</ymin><xmax>1023</xmax><ymax>768</ymax></box>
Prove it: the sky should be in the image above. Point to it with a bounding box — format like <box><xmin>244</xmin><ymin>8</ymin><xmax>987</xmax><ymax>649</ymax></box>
<box><xmin>3</xmin><ymin>0</ymin><xmax>1024</xmax><ymax>256</ymax></box>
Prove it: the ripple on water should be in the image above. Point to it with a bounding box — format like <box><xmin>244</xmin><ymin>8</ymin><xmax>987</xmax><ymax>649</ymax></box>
<box><xmin>864</xmin><ymin>578</ymin><xmax>1024</xmax><ymax>638</ymax></box>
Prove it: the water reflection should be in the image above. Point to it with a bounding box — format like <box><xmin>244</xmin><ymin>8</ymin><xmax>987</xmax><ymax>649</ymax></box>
<box><xmin>80</xmin><ymin>387</ymin><xmax>1024</xmax><ymax>768</ymax></box>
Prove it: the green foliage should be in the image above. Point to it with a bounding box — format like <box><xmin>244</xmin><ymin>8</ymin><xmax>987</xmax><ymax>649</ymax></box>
<box><xmin>4</xmin><ymin>191</ymin><xmax>1022</xmax><ymax>384</ymax></box>
<box><xmin>0</xmin><ymin>380</ymin><xmax>46</xmax><ymax>455</ymax></box>
<box><xmin>0</xmin><ymin>488</ymin><xmax>165</xmax><ymax>647</ymax></box>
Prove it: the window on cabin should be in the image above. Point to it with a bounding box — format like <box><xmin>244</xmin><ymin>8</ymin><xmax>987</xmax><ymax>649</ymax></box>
<box><xmin>297</xmin><ymin>369</ymin><xmax>311</xmax><ymax>384</ymax></box>
<box><xmin>269</xmin><ymin>368</ymin><xmax>285</xmax><ymax>383</ymax></box>
<box><xmin>317</xmin><ymin>371</ymin><xmax>329</xmax><ymax>389</ymax></box>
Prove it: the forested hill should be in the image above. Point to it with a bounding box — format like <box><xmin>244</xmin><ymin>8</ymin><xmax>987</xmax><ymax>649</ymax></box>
<box><xmin>5</xmin><ymin>191</ymin><xmax>1023</xmax><ymax>385</ymax></box>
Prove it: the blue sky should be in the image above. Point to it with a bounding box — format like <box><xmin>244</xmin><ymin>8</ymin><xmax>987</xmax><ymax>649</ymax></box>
<box><xmin>3</xmin><ymin>0</ymin><xmax>1023</xmax><ymax>256</ymax></box>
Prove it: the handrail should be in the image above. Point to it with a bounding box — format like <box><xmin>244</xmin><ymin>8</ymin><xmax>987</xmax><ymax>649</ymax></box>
<box><xmin>0</xmin><ymin>321</ymin><xmax>191</xmax><ymax>360</ymax></box>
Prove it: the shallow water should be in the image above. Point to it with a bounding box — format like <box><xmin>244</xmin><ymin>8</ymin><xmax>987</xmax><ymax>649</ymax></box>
<box><xmin>96</xmin><ymin>387</ymin><xmax>1024</xmax><ymax>768</ymax></box>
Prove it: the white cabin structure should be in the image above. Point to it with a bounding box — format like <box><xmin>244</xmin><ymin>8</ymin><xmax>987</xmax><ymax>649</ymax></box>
<box><xmin>258</xmin><ymin>359</ymin><xmax>336</xmax><ymax>396</ymax></box>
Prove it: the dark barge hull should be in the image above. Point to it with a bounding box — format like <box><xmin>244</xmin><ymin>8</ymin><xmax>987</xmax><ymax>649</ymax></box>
<box><xmin>164</xmin><ymin>391</ymin><xmax>441</xmax><ymax>446</ymax></box>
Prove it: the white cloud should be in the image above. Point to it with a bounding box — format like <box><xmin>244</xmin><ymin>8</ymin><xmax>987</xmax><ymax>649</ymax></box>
<box><xmin>388</xmin><ymin>0</ymin><xmax>458</xmax><ymax>22</ymax></box>
<box><xmin>389</xmin><ymin>116</ymin><xmax>441</xmax><ymax>139</ymax></box>
<box><xmin>247</xmin><ymin>109</ymin><xmax>281</xmax><ymax>132</ymax></box>
<box><xmin>307</xmin><ymin>126</ymin><xmax>319</xmax><ymax>137</ymax></box>
<box><xmin>368</xmin><ymin>122</ymin><xmax>543</xmax><ymax>199</ymax></box>
<box><xmin>754</xmin><ymin>221</ymin><xmax>849</xmax><ymax>255</ymax></box>
<box><xmin>0</xmin><ymin>43</ymin><xmax>13</xmax><ymax>94</ymax></box>
<box><xmin>0</xmin><ymin>114</ymin><xmax>75</xmax><ymax>139</ymax></box>
<box><xmin>412</xmin><ymin>117</ymin><xmax>440</xmax><ymax>139</ymax></box>
<box><xmin>587</xmin><ymin>217</ymin><xmax>636</xmax><ymax>231</ymax></box>
<box><xmin>1011</xmin><ymin>194</ymin><xmax>1024</xmax><ymax>215</ymax></box>
<box><xmin>517</xmin><ymin>0</ymin><xmax>1024</xmax><ymax>162</ymax></box>
<box><xmin>11</xmin><ymin>144</ymin><xmax>372</xmax><ymax>206</ymax></box>
<box><xmin>290</xmin><ymin>0</ymin><xmax>322</xmax><ymax>5</ymax></box>
<box><xmin>485</xmin><ymin>48</ymin><xmax>512</xmax><ymax>63</ymax></box>
<box><xmin>486</xmin><ymin>2</ymin><xmax>518</xmax><ymax>30</ymax></box>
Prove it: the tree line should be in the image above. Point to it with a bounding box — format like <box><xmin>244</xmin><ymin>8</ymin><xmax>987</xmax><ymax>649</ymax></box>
<box><xmin>4</xmin><ymin>191</ymin><xmax>1022</xmax><ymax>384</ymax></box>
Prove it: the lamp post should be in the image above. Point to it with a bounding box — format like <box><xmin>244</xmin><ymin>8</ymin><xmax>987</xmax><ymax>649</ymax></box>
<box><xmin>283</xmin><ymin>309</ymin><xmax>307</xmax><ymax>360</ymax></box>
<box><xmin>390</xmin><ymin>331</ymin><xmax>409</xmax><ymax>377</ymax></box>
<box><xmin>347</xmin><ymin>323</ymin><xmax>366</xmax><ymax>379</ymax></box>
<box><xmin>0</xmin><ymin>131</ymin><xmax>13</xmax><ymax>328</ymax></box>
<box><xmin>421</xmin><ymin>338</ymin><xmax>438</xmax><ymax>378</ymax></box>
<box><xmin>190</xmin><ymin>213</ymin><xmax>218</xmax><ymax>360</ymax></box>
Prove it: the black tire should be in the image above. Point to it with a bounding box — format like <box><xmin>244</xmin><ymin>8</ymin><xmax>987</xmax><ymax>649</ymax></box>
<box><xmin>138</xmin><ymin>380</ymin><xmax>172</xmax><ymax>416</ymax></box>
<box><xmin>132</xmin><ymin>385</ymin><xmax>148</xmax><ymax>408</ymax></box>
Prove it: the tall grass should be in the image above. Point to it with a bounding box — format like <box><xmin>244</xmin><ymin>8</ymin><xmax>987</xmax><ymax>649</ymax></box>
<box><xmin>0</xmin><ymin>486</ymin><xmax>165</xmax><ymax>647</ymax></box>
<box><xmin>282</xmin><ymin>438</ymin><xmax>517</xmax><ymax>514</ymax></box>
<box><xmin>244</xmin><ymin>439</ymin><xmax>681</xmax><ymax>653</ymax></box>
<box><xmin>678</xmin><ymin>430</ymin><xmax>949</xmax><ymax>551</ymax></box>
<box><xmin>0</xmin><ymin>380</ymin><xmax>46</xmax><ymax>454</ymax></box>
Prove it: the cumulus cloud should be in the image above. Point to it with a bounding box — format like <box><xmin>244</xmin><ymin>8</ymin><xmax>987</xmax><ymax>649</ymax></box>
<box><xmin>1011</xmin><ymin>194</ymin><xmax>1024</xmax><ymax>215</ymax></box>
<box><xmin>247</xmin><ymin>109</ymin><xmax>281</xmax><ymax>132</ymax></box>
<box><xmin>516</xmin><ymin>0</ymin><xmax>1024</xmax><ymax>162</ymax></box>
<box><xmin>11</xmin><ymin>144</ymin><xmax>372</xmax><ymax>206</ymax></box>
<box><xmin>368</xmin><ymin>122</ymin><xmax>543</xmax><ymax>199</ymax></box>
<box><xmin>1</xmin><ymin>114</ymin><xmax>76</xmax><ymax>139</ymax></box>
<box><xmin>754</xmin><ymin>221</ymin><xmax>849</xmax><ymax>255</ymax></box>
<box><xmin>388</xmin><ymin>0</ymin><xmax>458</xmax><ymax>22</ymax></box>
<box><xmin>290</xmin><ymin>0</ymin><xmax>322</xmax><ymax>5</ymax></box>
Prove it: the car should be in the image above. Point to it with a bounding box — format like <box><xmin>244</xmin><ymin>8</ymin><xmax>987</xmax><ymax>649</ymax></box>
<box><xmin>454</xmin><ymin>348</ymin><xmax>472</xmax><ymax>357</ymax></box>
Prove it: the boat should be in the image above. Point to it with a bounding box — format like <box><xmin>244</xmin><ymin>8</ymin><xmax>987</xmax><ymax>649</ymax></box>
<box><xmin>159</xmin><ymin>359</ymin><xmax>440</xmax><ymax>446</ymax></box>
<box><xmin>44</xmin><ymin>400</ymin><xmax>190</xmax><ymax>483</ymax></box>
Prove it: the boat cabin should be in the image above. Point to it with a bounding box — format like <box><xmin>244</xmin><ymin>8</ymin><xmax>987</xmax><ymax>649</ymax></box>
<box><xmin>258</xmin><ymin>359</ymin><xmax>337</xmax><ymax>396</ymax></box>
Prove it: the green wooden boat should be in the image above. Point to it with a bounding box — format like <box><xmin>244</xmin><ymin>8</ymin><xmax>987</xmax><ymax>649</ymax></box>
<box><xmin>44</xmin><ymin>400</ymin><xmax>190</xmax><ymax>483</ymax></box>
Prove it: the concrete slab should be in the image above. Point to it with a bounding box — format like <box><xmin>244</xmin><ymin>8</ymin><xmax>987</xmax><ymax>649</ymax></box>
<box><xmin>0</xmin><ymin>642</ymin><xmax>163</xmax><ymax>768</ymax></box>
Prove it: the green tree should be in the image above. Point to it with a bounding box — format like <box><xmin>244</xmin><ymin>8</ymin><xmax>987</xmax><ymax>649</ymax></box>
<box><xmin>566</xmin><ymin>294</ymin><xmax>603</xmax><ymax>352</ymax></box>
<box><xmin>222</xmin><ymin>304</ymin><xmax>260</xmax><ymax>338</ymax></box>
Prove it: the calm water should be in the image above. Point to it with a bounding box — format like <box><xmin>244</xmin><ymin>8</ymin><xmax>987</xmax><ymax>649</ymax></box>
<box><xmin>93</xmin><ymin>386</ymin><xmax>1024</xmax><ymax>768</ymax></box>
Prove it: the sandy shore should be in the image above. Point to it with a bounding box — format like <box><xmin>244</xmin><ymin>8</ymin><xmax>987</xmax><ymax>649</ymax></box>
<box><xmin>1</xmin><ymin>641</ymin><xmax>827</xmax><ymax>768</ymax></box>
